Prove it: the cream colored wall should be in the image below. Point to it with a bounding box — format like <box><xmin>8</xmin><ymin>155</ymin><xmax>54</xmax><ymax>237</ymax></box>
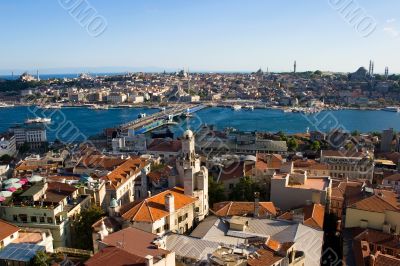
<box><xmin>345</xmin><ymin>208</ymin><xmax>385</xmax><ymax>230</ymax></box>
<box><xmin>384</xmin><ymin>210</ymin><xmax>400</xmax><ymax>234</ymax></box>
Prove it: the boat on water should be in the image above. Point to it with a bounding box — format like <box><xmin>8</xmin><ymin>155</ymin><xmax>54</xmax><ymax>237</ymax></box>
<box><xmin>41</xmin><ymin>104</ymin><xmax>62</xmax><ymax>109</ymax></box>
<box><xmin>244</xmin><ymin>105</ymin><xmax>254</xmax><ymax>110</ymax></box>
<box><xmin>25</xmin><ymin>117</ymin><xmax>51</xmax><ymax>124</ymax></box>
<box><xmin>232</xmin><ymin>105</ymin><xmax>242</xmax><ymax>111</ymax></box>
<box><xmin>138</xmin><ymin>113</ymin><xmax>146</xmax><ymax>119</ymax></box>
<box><xmin>0</xmin><ymin>103</ymin><xmax>15</xmax><ymax>108</ymax></box>
<box><xmin>383</xmin><ymin>106</ymin><xmax>400</xmax><ymax>112</ymax></box>
<box><xmin>90</xmin><ymin>104</ymin><xmax>109</xmax><ymax>110</ymax></box>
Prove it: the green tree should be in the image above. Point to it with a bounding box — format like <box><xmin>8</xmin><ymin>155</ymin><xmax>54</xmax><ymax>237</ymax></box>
<box><xmin>351</xmin><ymin>130</ymin><xmax>360</xmax><ymax>136</ymax></box>
<box><xmin>208</xmin><ymin>178</ymin><xmax>226</xmax><ymax>207</ymax></box>
<box><xmin>229</xmin><ymin>176</ymin><xmax>260</xmax><ymax>201</ymax></box>
<box><xmin>72</xmin><ymin>205</ymin><xmax>104</xmax><ymax>250</ymax></box>
<box><xmin>32</xmin><ymin>251</ymin><xmax>50</xmax><ymax>266</ymax></box>
<box><xmin>310</xmin><ymin>141</ymin><xmax>321</xmax><ymax>151</ymax></box>
<box><xmin>287</xmin><ymin>137</ymin><xmax>298</xmax><ymax>151</ymax></box>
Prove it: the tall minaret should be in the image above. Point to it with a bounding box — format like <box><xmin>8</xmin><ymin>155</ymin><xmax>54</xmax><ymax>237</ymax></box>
<box><xmin>36</xmin><ymin>70</ymin><xmax>40</xmax><ymax>81</ymax></box>
<box><xmin>368</xmin><ymin>60</ymin><xmax>372</xmax><ymax>76</ymax></box>
<box><xmin>371</xmin><ymin>61</ymin><xmax>374</xmax><ymax>76</ymax></box>
<box><xmin>294</xmin><ymin>61</ymin><xmax>297</xmax><ymax>74</ymax></box>
<box><xmin>385</xmin><ymin>67</ymin><xmax>389</xmax><ymax>80</ymax></box>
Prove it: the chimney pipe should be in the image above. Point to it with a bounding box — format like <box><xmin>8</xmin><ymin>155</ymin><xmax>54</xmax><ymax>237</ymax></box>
<box><xmin>254</xmin><ymin>192</ymin><xmax>260</xmax><ymax>217</ymax></box>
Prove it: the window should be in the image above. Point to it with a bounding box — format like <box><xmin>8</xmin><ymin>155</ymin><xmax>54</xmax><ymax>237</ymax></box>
<box><xmin>47</xmin><ymin>217</ymin><xmax>53</xmax><ymax>224</ymax></box>
<box><xmin>40</xmin><ymin>217</ymin><xmax>45</xmax><ymax>223</ymax></box>
<box><xmin>31</xmin><ymin>216</ymin><xmax>37</xmax><ymax>223</ymax></box>
<box><xmin>13</xmin><ymin>215</ymin><xmax>18</xmax><ymax>222</ymax></box>
<box><xmin>164</xmin><ymin>224</ymin><xmax>169</xmax><ymax>231</ymax></box>
<box><xmin>19</xmin><ymin>214</ymin><xmax>28</xmax><ymax>223</ymax></box>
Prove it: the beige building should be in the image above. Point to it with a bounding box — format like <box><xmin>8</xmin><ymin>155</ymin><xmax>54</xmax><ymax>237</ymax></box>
<box><xmin>320</xmin><ymin>150</ymin><xmax>374</xmax><ymax>181</ymax></box>
<box><xmin>103</xmin><ymin>157</ymin><xmax>151</xmax><ymax>210</ymax></box>
<box><xmin>270</xmin><ymin>170</ymin><xmax>332</xmax><ymax>211</ymax></box>
<box><xmin>345</xmin><ymin>190</ymin><xmax>400</xmax><ymax>234</ymax></box>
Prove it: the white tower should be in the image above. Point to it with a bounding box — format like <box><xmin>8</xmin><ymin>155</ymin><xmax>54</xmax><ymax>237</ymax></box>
<box><xmin>176</xmin><ymin>129</ymin><xmax>209</xmax><ymax>220</ymax></box>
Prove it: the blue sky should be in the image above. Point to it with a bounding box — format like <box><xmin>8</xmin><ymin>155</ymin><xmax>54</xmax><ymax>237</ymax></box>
<box><xmin>0</xmin><ymin>0</ymin><xmax>399</xmax><ymax>74</ymax></box>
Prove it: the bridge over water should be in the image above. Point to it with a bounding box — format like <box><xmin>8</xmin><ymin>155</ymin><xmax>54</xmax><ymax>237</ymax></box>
<box><xmin>119</xmin><ymin>104</ymin><xmax>207</xmax><ymax>135</ymax></box>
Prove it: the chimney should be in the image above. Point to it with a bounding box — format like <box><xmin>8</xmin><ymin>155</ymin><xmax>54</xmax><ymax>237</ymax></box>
<box><xmin>165</xmin><ymin>193</ymin><xmax>175</xmax><ymax>213</ymax></box>
<box><xmin>254</xmin><ymin>192</ymin><xmax>260</xmax><ymax>217</ymax></box>
<box><xmin>145</xmin><ymin>255</ymin><xmax>154</xmax><ymax>266</ymax></box>
<box><xmin>147</xmin><ymin>191</ymin><xmax>152</xmax><ymax>198</ymax></box>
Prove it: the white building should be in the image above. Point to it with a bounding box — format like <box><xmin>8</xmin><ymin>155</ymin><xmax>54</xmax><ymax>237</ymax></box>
<box><xmin>0</xmin><ymin>135</ymin><xmax>17</xmax><ymax>157</ymax></box>
<box><xmin>107</xmin><ymin>92</ymin><xmax>127</xmax><ymax>104</ymax></box>
<box><xmin>9</xmin><ymin>125</ymin><xmax>47</xmax><ymax>148</ymax></box>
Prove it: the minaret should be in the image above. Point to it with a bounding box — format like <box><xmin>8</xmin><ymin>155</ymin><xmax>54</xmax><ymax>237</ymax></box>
<box><xmin>368</xmin><ymin>60</ymin><xmax>372</xmax><ymax>76</ymax></box>
<box><xmin>294</xmin><ymin>61</ymin><xmax>297</xmax><ymax>74</ymax></box>
<box><xmin>385</xmin><ymin>67</ymin><xmax>389</xmax><ymax>80</ymax></box>
<box><xmin>371</xmin><ymin>61</ymin><xmax>374</xmax><ymax>76</ymax></box>
<box><xmin>36</xmin><ymin>70</ymin><xmax>40</xmax><ymax>81</ymax></box>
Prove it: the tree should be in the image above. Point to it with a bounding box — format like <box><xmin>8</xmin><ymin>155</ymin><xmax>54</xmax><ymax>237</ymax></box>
<box><xmin>32</xmin><ymin>251</ymin><xmax>50</xmax><ymax>266</ymax></box>
<box><xmin>287</xmin><ymin>137</ymin><xmax>298</xmax><ymax>151</ymax></box>
<box><xmin>351</xmin><ymin>130</ymin><xmax>360</xmax><ymax>136</ymax></box>
<box><xmin>229</xmin><ymin>176</ymin><xmax>261</xmax><ymax>201</ymax></box>
<box><xmin>208</xmin><ymin>178</ymin><xmax>226</xmax><ymax>207</ymax></box>
<box><xmin>72</xmin><ymin>205</ymin><xmax>104</xmax><ymax>250</ymax></box>
<box><xmin>310</xmin><ymin>141</ymin><xmax>321</xmax><ymax>151</ymax></box>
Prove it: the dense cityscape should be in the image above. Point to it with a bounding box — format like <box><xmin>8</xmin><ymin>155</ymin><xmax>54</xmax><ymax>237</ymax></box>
<box><xmin>1</xmin><ymin>1</ymin><xmax>400</xmax><ymax>266</ymax></box>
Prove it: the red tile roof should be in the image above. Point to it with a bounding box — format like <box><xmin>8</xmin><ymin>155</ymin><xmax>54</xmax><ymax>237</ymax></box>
<box><xmin>0</xmin><ymin>220</ymin><xmax>19</xmax><ymax>241</ymax></box>
<box><xmin>213</xmin><ymin>201</ymin><xmax>277</xmax><ymax>217</ymax></box>
<box><xmin>122</xmin><ymin>187</ymin><xmax>196</xmax><ymax>223</ymax></box>
<box><xmin>147</xmin><ymin>139</ymin><xmax>182</xmax><ymax>152</ymax></box>
<box><xmin>101</xmin><ymin>227</ymin><xmax>169</xmax><ymax>258</ymax></box>
<box><xmin>303</xmin><ymin>204</ymin><xmax>325</xmax><ymax>229</ymax></box>
<box><xmin>349</xmin><ymin>192</ymin><xmax>400</xmax><ymax>213</ymax></box>
<box><xmin>105</xmin><ymin>157</ymin><xmax>149</xmax><ymax>190</ymax></box>
<box><xmin>85</xmin><ymin>247</ymin><xmax>146</xmax><ymax>266</ymax></box>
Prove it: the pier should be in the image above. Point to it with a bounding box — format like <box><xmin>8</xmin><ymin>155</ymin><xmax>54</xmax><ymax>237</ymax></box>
<box><xmin>119</xmin><ymin>104</ymin><xmax>207</xmax><ymax>135</ymax></box>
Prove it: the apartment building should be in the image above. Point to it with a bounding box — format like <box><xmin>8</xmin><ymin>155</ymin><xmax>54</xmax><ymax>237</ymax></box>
<box><xmin>0</xmin><ymin>182</ymin><xmax>91</xmax><ymax>248</ymax></box>
<box><xmin>320</xmin><ymin>150</ymin><xmax>374</xmax><ymax>181</ymax></box>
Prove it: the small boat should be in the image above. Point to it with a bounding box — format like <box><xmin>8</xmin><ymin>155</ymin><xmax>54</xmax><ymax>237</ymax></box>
<box><xmin>232</xmin><ymin>105</ymin><xmax>242</xmax><ymax>111</ymax></box>
<box><xmin>244</xmin><ymin>105</ymin><xmax>254</xmax><ymax>110</ymax></box>
<box><xmin>138</xmin><ymin>113</ymin><xmax>146</xmax><ymax>119</ymax></box>
<box><xmin>90</xmin><ymin>104</ymin><xmax>109</xmax><ymax>110</ymax></box>
<box><xmin>383</xmin><ymin>106</ymin><xmax>400</xmax><ymax>112</ymax></box>
<box><xmin>25</xmin><ymin>117</ymin><xmax>51</xmax><ymax>124</ymax></box>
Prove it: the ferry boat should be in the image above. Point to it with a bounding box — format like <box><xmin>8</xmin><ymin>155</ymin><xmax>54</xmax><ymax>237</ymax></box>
<box><xmin>232</xmin><ymin>105</ymin><xmax>242</xmax><ymax>111</ymax></box>
<box><xmin>244</xmin><ymin>105</ymin><xmax>254</xmax><ymax>110</ymax></box>
<box><xmin>25</xmin><ymin>117</ymin><xmax>51</xmax><ymax>124</ymax></box>
<box><xmin>383</xmin><ymin>106</ymin><xmax>400</xmax><ymax>112</ymax></box>
<box><xmin>0</xmin><ymin>103</ymin><xmax>15</xmax><ymax>108</ymax></box>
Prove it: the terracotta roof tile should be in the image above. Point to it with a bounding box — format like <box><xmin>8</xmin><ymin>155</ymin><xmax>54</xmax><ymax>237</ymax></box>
<box><xmin>122</xmin><ymin>187</ymin><xmax>196</xmax><ymax>223</ymax></box>
<box><xmin>147</xmin><ymin>139</ymin><xmax>182</xmax><ymax>152</ymax></box>
<box><xmin>303</xmin><ymin>204</ymin><xmax>325</xmax><ymax>229</ymax></box>
<box><xmin>105</xmin><ymin>157</ymin><xmax>149</xmax><ymax>189</ymax></box>
<box><xmin>0</xmin><ymin>220</ymin><xmax>19</xmax><ymax>241</ymax></box>
<box><xmin>213</xmin><ymin>201</ymin><xmax>277</xmax><ymax>217</ymax></box>
<box><xmin>85</xmin><ymin>247</ymin><xmax>146</xmax><ymax>266</ymax></box>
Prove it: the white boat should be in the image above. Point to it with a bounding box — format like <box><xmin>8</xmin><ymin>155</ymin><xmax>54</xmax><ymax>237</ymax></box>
<box><xmin>41</xmin><ymin>104</ymin><xmax>62</xmax><ymax>109</ymax></box>
<box><xmin>25</xmin><ymin>117</ymin><xmax>51</xmax><ymax>124</ymax></box>
<box><xmin>138</xmin><ymin>113</ymin><xmax>146</xmax><ymax>119</ymax></box>
<box><xmin>244</xmin><ymin>105</ymin><xmax>254</xmax><ymax>110</ymax></box>
<box><xmin>90</xmin><ymin>104</ymin><xmax>109</xmax><ymax>110</ymax></box>
<box><xmin>232</xmin><ymin>105</ymin><xmax>242</xmax><ymax>111</ymax></box>
<box><xmin>383</xmin><ymin>106</ymin><xmax>400</xmax><ymax>112</ymax></box>
<box><xmin>0</xmin><ymin>103</ymin><xmax>15</xmax><ymax>108</ymax></box>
